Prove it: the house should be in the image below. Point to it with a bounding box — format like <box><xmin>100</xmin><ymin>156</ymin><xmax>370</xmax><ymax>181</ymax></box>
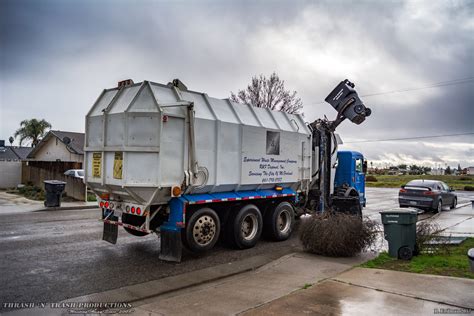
<box><xmin>467</xmin><ymin>167</ymin><xmax>474</xmax><ymax>175</ymax></box>
<box><xmin>20</xmin><ymin>131</ymin><xmax>87</xmax><ymax>200</ymax></box>
<box><xmin>27</xmin><ymin>130</ymin><xmax>84</xmax><ymax>164</ymax></box>
<box><xmin>0</xmin><ymin>140</ymin><xmax>33</xmax><ymax>188</ymax></box>
<box><xmin>429</xmin><ymin>168</ymin><xmax>445</xmax><ymax>176</ymax></box>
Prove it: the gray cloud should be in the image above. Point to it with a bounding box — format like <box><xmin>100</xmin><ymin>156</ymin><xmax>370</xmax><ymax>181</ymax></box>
<box><xmin>1</xmin><ymin>0</ymin><xmax>473</xmax><ymax>167</ymax></box>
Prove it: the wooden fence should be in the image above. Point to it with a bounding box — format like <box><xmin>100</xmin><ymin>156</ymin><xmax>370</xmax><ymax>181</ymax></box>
<box><xmin>21</xmin><ymin>161</ymin><xmax>86</xmax><ymax>201</ymax></box>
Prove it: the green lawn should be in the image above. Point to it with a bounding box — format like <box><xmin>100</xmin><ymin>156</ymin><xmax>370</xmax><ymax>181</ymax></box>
<box><xmin>361</xmin><ymin>238</ymin><xmax>474</xmax><ymax>279</ymax></box>
<box><xmin>366</xmin><ymin>174</ymin><xmax>474</xmax><ymax>191</ymax></box>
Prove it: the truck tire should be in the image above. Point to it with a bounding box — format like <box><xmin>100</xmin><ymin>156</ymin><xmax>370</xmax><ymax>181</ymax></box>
<box><xmin>183</xmin><ymin>208</ymin><xmax>220</xmax><ymax>253</ymax></box>
<box><xmin>122</xmin><ymin>213</ymin><xmax>149</xmax><ymax>237</ymax></box>
<box><xmin>226</xmin><ymin>204</ymin><xmax>262</xmax><ymax>249</ymax></box>
<box><xmin>264</xmin><ymin>202</ymin><xmax>294</xmax><ymax>241</ymax></box>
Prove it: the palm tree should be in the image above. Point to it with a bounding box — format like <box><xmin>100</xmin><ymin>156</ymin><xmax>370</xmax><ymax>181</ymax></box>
<box><xmin>14</xmin><ymin>119</ymin><xmax>52</xmax><ymax>147</ymax></box>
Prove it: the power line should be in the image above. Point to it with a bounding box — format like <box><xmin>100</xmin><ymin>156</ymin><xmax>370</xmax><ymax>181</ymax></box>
<box><xmin>361</xmin><ymin>77</ymin><xmax>474</xmax><ymax>98</ymax></box>
<box><xmin>344</xmin><ymin>132</ymin><xmax>474</xmax><ymax>144</ymax></box>
<box><xmin>308</xmin><ymin>76</ymin><xmax>474</xmax><ymax>106</ymax></box>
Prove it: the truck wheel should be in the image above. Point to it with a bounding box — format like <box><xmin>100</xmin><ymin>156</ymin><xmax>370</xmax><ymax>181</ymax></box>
<box><xmin>122</xmin><ymin>213</ymin><xmax>149</xmax><ymax>237</ymax></box>
<box><xmin>264</xmin><ymin>202</ymin><xmax>294</xmax><ymax>241</ymax></box>
<box><xmin>226</xmin><ymin>204</ymin><xmax>262</xmax><ymax>249</ymax></box>
<box><xmin>184</xmin><ymin>208</ymin><xmax>220</xmax><ymax>253</ymax></box>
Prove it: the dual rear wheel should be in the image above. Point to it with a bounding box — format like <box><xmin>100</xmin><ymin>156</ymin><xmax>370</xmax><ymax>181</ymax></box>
<box><xmin>182</xmin><ymin>201</ymin><xmax>295</xmax><ymax>253</ymax></box>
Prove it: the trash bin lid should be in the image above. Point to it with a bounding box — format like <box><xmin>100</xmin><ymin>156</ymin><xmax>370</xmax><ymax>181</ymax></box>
<box><xmin>380</xmin><ymin>208</ymin><xmax>418</xmax><ymax>215</ymax></box>
<box><xmin>44</xmin><ymin>180</ymin><xmax>66</xmax><ymax>185</ymax></box>
<box><xmin>468</xmin><ymin>248</ymin><xmax>474</xmax><ymax>260</ymax></box>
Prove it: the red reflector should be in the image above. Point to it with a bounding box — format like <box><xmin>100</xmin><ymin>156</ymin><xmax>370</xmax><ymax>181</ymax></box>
<box><xmin>136</xmin><ymin>207</ymin><xmax>141</xmax><ymax>215</ymax></box>
<box><xmin>399</xmin><ymin>189</ymin><xmax>407</xmax><ymax>193</ymax></box>
<box><xmin>105</xmin><ymin>201</ymin><xmax>109</xmax><ymax>208</ymax></box>
<box><xmin>100</xmin><ymin>202</ymin><xmax>104</xmax><ymax>208</ymax></box>
<box><xmin>131</xmin><ymin>207</ymin><xmax>135</xmax><ymax>214</ymax></box>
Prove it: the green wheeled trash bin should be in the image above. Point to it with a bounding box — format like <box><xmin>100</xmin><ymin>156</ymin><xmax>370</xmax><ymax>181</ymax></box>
<box><xmin>380</xmin><ymin>208</ymin><xmax>418</xmax><ymax>260</ymax></box>
<box><xmin>44</xmin><ymin>180</ymin><xmax>66</xmax><ymax>207</ymax></box>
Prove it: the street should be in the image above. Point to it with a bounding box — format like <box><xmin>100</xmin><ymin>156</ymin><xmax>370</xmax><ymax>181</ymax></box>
<box><xmin>0</xmin><ymin>204</ymin><xmax>300</xmax><ymax>307</ymax></box>
<box><xmin>0</xmin><ymin>187</ymin><xmax>472</xmax><ymax>309</ymax></box>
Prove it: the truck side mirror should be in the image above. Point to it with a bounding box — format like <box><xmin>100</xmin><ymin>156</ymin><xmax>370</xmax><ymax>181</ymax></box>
<box><xmin>363</xmin><ymin>160</ymin><xmax>368</xmax><ymax>174</ymax></box>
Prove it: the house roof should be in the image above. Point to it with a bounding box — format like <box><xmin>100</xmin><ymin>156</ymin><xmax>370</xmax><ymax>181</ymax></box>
<box><xmin>0</xmin><ymin>146</ymin><xmax>33</xmax><ymax>161</ymax></box>
<box><xmin>0</xmin><ymin>147</ymin><xmax>20</xmax><ymax>160</ymax></box>
<box><xmin>27</xmin><ymin>130</ymin><xmax>85</xmax><ymax>159</ymax></box>
<box><xmin>10</xmin><ymin>147</ymin><xmax>33</xmax><ymax>160</ymax></box>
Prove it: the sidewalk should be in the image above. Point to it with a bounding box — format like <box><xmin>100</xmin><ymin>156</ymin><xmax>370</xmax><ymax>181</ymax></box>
<box><xmin>6</xmin><ymin>250</ymin><xmax>473</xmax><ymax>315</ymax></box>
<box><xmin>0</xmin><ymin>191</ymin><xmax>97</xmax><ymax>214</ymax></box>
<box><xmin>244</xmin><ymin>267</ymin><xmax>474</xmax><ymax>315</ymax></box>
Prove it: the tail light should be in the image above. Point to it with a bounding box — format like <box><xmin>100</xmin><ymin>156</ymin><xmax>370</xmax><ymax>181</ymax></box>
<box><xmin>399</xmin><ymin>189</ymin><xmax>407</xmax><ymax>193</ymax></box>
<box><xmin>131</xmin><ymin>207</ymin><xmax>135</xmax><ymax>214</ymax></box>
<box><xmin>423</xmin><ymin>191</ymin><xmax>435</xmax><ymax>195</ymax></box>
<box><xmin>136</xmin><ymin>207</ymin><xmax>141</xmax><ymax>215</ymax></box>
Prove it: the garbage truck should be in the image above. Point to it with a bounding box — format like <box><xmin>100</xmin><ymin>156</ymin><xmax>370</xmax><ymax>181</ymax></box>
<box><xmin>84</xmin><ymin>78</ymin><xmax>371</xmax><ymax>262</ymax></box>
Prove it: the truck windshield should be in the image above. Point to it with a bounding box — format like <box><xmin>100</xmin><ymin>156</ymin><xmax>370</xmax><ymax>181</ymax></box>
<box><xmin>355</xmin><ymin>158</ymin><xmax>363</xmax><ymax>173</ymax></box>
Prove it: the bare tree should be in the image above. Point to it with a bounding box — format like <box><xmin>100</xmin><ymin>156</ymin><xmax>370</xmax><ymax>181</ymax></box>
<box><xmin>230</xmin><ymin>72</ymin><xmax>303</xmax><ymax>114</ymax></box>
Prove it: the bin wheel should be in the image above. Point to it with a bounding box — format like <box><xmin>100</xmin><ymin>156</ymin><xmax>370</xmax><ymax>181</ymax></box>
<box><xmin>183</xmin><ymin>208</ymin><xmax>220</xmax><ymax>253</ymax></box>
<box><xmin>398</xmin><ymin>246</ymin><xmax>413</xmax><ymax>260</ymax></box>
<box><xmin>264</xmin><ymin>202</ymin><xmax>294</xmax><ymax>241</ymax></box>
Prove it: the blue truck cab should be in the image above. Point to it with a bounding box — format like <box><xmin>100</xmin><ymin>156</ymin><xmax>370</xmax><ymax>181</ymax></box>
<box><xmin>334</xmin><ymin>150</ymin><xmax>366</xmax><ymax>207</ymax></box>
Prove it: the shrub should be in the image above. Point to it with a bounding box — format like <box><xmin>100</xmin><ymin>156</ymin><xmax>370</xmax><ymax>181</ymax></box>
<box><xmin>464</xmin><ymin>186</ymin><xmax>474</xmax><ymax>191</ymax></box>
<box><xmin>459</xmin><ymin>176</ymin><xmax>471</xmax><ymax>181</ymax></box>
<box><xmin>299</xmin><ymin>211</ymin><xmax>380</xmax><ymax>257</ymax></box>
<box><xmin>416</xmin><ymin>221</ymin><xmax>451</xmax><ymax>255</ymax></box>
<box><xmin>18</xmin><ymin>185</ymin><xmax>45</xmax><ymax>200</ymax></box>
<box><xmin>366</xmin><ymin>175</ymin><xmax>378</xmax><ymax>182</ymax></box>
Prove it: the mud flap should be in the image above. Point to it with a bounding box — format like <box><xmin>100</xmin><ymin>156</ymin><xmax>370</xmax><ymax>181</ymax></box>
<box><xmin>159</xmin><ymin>229</ymin><xmax>182</xmax><ymax>262</ymax></box>
<box><xmin>102</xmin><ymin>217</ymin><xmax>118</xmax><ymax>244</ymax></box>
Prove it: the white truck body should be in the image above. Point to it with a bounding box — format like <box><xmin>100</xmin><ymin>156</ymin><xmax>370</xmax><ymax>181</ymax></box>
<box><xmin>85</xmin><ymin>80</ymin><xmax>313</xmax><ymax>206</ymax></box>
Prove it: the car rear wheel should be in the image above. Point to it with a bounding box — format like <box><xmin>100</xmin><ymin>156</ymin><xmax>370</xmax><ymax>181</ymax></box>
<box><xmin>450</xmin><ymin>197</ymin><xmax>457</xmax><ymax>210</ymax></box>
<box><xmin>434</xmin><ymin>200</ymin><xmax>442</xmax><ymax>213</ymax></box>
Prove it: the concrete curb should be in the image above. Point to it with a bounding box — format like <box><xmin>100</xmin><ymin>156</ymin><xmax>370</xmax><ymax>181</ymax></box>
<box><xmin>33</xmin><ymin>205</ymin><xmax>98</xmax><ymax>212</ymax></box>
<box><xmin>62</xmin><ymin>252</ymin><xmax>289</xmax><ymax>306</ymax></box>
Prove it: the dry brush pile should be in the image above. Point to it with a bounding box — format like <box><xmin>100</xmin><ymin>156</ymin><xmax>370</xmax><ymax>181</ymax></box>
<box><xmin>299</xmin><ymin>211</ymin><xmax>380</xmax><ymax>257</ymax></box>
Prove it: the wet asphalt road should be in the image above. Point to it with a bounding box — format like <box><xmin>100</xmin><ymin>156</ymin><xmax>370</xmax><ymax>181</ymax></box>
<box><xmin>0</xmin><ymin>187</ymin><xmax>472</xmax><ymax>307</ymax></box>
<box><xmin>0</xmin><ymin>207</ymin><xmax>301</xmax><ymax>307</ymax></box>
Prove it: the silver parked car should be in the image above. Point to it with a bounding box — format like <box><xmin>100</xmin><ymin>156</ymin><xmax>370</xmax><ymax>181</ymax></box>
<box><xmin>399</xmin><ymin>179</ymin><xmax>457</xmax><ymax>213</ymax></box>
<box><xmin>64</xmin><ymin>169</ymin><xmax>84</xmax><ymax>179</ymax></box>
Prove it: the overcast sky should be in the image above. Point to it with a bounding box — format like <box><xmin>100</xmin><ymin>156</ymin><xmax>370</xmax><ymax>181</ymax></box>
<box><xmin>1</xmin><ymin>0</ymin><xmax>473</xmax><ymax>168</ymax></box>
